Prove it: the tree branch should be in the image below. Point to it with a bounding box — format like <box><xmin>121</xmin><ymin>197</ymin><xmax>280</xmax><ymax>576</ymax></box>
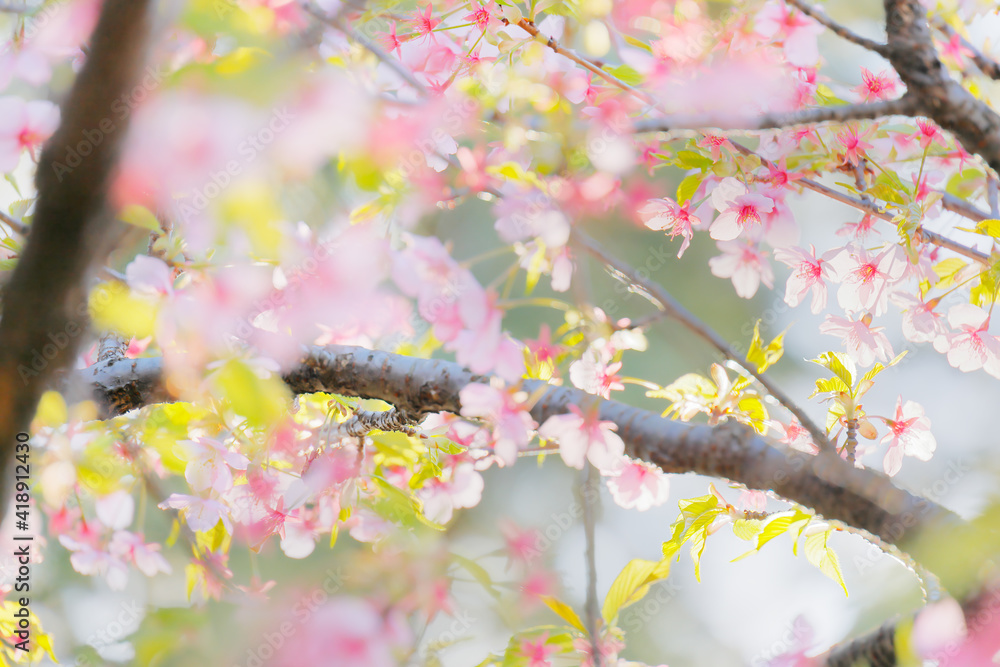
<box><xmin>932</xmin><ymin>19</ymin><xmax>1000</xmax><ymax>81</ymax></box>
<box><xmin>0</xmin><ymin>210</ymin><xmax>28</xmax><ymax>237</ymax></box>
<box><xmin>82</xmin><ymin>347</ymin><xmax>961</xmax><ymax>556</ymax></box>
<box><xmin>572</xmin><ymin>229</ymin><xmax>836</xmax><ymax>455</ymax></box>
<box><xmin>632</xmin><ymin>96</ymin><xmax>917</xmax><ymax>134</ymax></box>
<box><xmin>883</xmin><ymin>0</ymin><xmax>1000</xmax><ymax>175</ymax></box>
<box><xmin>0</xmin><ymin>0</ymin><xmax>154</xmax><ymax>516</ymax></box>
<box><xmin>785</xmin><ymin>0</ymin><xmax>890</xmax><ymax>56</ymax></box>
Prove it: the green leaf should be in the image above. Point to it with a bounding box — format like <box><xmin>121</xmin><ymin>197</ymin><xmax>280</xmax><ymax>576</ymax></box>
<box><xmin>737</xmin><ymin>395</ymin><xmax>768</xmax><ymax>434</ymax></box>
<box><xmin>810</xmin><ymin>352</ymin><xmax>855</xmax><ymax>389</ymax></box>
<box><xmin>675</xmin><ymin>172</ymin><xmax>703</xmax><ymax>205</ymax></box>
<box><xmin>601</xmin><ymin>557</ymin><xmax>672</xmax><ymax>624</ymax></box>
<box><xmin>976</xmin><ymin>219</ymin><xmax>1000</xmax><ymax>238</ymax></box>
<box><xmin>453</xmin><ymin>554</ymin><xmax>500</xmax><ymax>599</ymax></box>
<box><xmin>674</xmin><ymin>150</ymin><xmax>714</xmax><ymax>170</ymax></box>
<box><xmin>804</xmin><ymin>529</ymin><xmax>848</xmax><ymax>596</ymax></box>
<box><xmin>746</xmin><ymin>321</ymin><xmax>785</xmax><ymax>373</ymax></box>
<box><xmin>933</xmin><ymin>257</ymin><xmax>968</xmax><ymax>288</ymax></box>
<box><xmin>540</xmin><ymin>596</ymin><xmax>588</xmax><ymax>634</ymax></box>
<box><xmin>371</xmin><ymin>476</ymin><xmax>446</xmax><ymax>531</ymax></box>
<box><xmin>742</xmin><ymin>509</ymin><xmax>813</xmax><ymax>555</ymax></box>
<box><xmin>606</xmin><ymin>64</ymin><xmax>642</xmax><ymax>86</ymax></box>
<box><xmin>663</xmin><ymin>494</ymin><xmax>725</xmax><ymax>581</ymax></box>
<box><xmin>120</xmin><ymin>204</ymin><xmax>163</xmax><ymax>232</ymax></box>
<box><xmin>732</xmin><ymin>518</ymin><xmax>763</xmax><ymax>541</ymax></box>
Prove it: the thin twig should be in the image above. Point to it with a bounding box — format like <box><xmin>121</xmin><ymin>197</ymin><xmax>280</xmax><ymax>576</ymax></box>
<box><xmin>0</xmin><ymin>211</ymin><xmax>28</xmax><ymax>237</ymax></box>
<box><xmin>301</xmin><ymin>1</ymin><xmax>429</xmax><ymax>95</ymax></box>
<box><xmin>932</xmin><ymin>19</ymin><xmax>1000</xmax><ymax>81</ymax></box>
<box><xmin>515</xmin><ymin>14</ymin><xmax>989</xmax><ymax>264</ymax></box>
<box><xmin>785</xmin><ymin>0</ymin><xmax>890</xmax><ymax>56</ymax></box>
<box><xmin>989</xmin><ymin>176</ymin><xmax>999</xmax><ymax>218</ymax></box>
<box><xmin>727</xmin><ymin>141</ymin><xmax>993</xmax><ymax>263</ymax></box>
<box><xmin>582</xmin><ymin>464</ymin><xmax>602</xmax><ymax>667</ymax></box>
<box><xmin>632</xmin><ymin>96</ymin><xmax>917</xmax><ymax>134</ymax></box>
<box><xmin>571</xmin><ymin>229</ymin><xmax>835</xmax><ymax>455</ymax></box>
<box><xmin>0</xmin><ymin>2</ymin><xmax>31</xmax><ymax>13</ymax></box>
<box><xmin>510</xmin><ymin>17</ymin><xmax>657</xmax><ymax>105</ymax></box>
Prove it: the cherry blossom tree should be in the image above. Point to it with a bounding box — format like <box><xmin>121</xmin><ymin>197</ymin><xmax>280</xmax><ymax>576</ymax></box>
<box><xmin>0</xmin><ymin>0</ymin><xmax>999</xmax><ymax>665</ymax></box>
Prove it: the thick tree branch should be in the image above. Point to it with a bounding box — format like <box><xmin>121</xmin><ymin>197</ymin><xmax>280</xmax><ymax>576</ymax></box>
<box><xmin>632</xmin><ymin>96</ymin><xmax>917</xmax><ymax>134</ymax></box>
<box><xmin>83</xmin><ymin>347</ymin><xmax>960</xmax><ymax>556</ymax></box>
<box><xmin>785</xmin><ymin>0</ymin><xmax>890</xmax><ymax>56</ymax></box>
<box><xmin>0</xmin><ymin>0</ymin><xmax>153</xmax><ymax>516</ymax></box>
<box><xmin>883</xmin><ymin>0</ymin><xmax>1000</xmax><ymax>175</ymax></box>
<box><xmin>572</xmin><ymin>229</ymin><xmax>836</xmax><ymax>455</ymax></box>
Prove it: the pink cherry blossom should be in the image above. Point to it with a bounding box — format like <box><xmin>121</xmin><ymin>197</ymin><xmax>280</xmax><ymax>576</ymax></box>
<box><xmin>409</xmin><ymin>4</ymin><xmax>441</xmax><ymax>42</ymax></box>
<box><xmin>449</xmin><ymin>290</ymin><xmax>526</xmax><ymax>382</ymax></box>
<box><xmin>271</xmin><ymin>597</ymin><xmax>411</xmax><ymax>667</ymax></box>
<box><xmin>771</xmin><ymin>418</ymin><xmax>818</xmax><ymax>454</ymax></box>
<box><xmin>912</xmin><ymin>119</ymin><xmax>947</xmax><ymax>149</ymax></box>
<box><xmin>569</xmin><ymin>344</ymin><xmax>625</xmax><ymax>398</ymax></box>
<box><xmin>0</xmin><ymin>96</ymin><xmax>60</xmax><ymax>171</ymax></box>
<box><xmin>500</xmin><ymin>520</ymin><xmax>542</xmax><ymax>564</ymax></box>
<box><xmin>639</xmin><ymin>197</ymin><xmax>701</xmax><ymax>257</ymax></box>
<box><xmin>107</xmin><ymin>531</ymin><xmax>172</xmax><ymax>580</ymax></box>
<box><xmin>942</xmin><ymin>304</ymin><xmax>1000</xmax><ymax>377</ymax></box>
<box><xmin>836</xmin><ymin>124</ymin><xmax>874</xmax><ymax>165</ymax></box>
<box><xmin>773</xmin><ymin>244</ymin><xmax>838</xmax><ymax>313</ymax></box>
<box><xmin>853</xmin><ymin>67</ymin><xmax>900</xmax><ymax>102</ymax></box>
<box><xmin>828</xmin><ymin>244</ymin><xmax>907</xmax><ymax>316</ymax></box>
<box><xmin>878</xmin><ymin>397</ymin><xmax>936</xmax><ymax>476</ymax></box>
<box><xmin>95</xmin><ymin>490</ymin><xmax>134</xmax><ymax>530</ymax></box>
<box><xmin>417</xmin><ymin>462</ymin><xmax>485</xmax><ymax>523</ymax></box>
<box><xmin>158</xmin><ymin>494</ymin><xmax>234</xmax><ymax>533</ymax></box>
<box><xmin>538</xmin><ymin>405</ymin><xmax>626</xmax><ymax>473</ymax></box>
<box><xmin>125</xmin><ymin>255</ymin><xmax>174</xmax><ymax>297</ymax></box>
<box><xmin>912</xmin><ymin>598</ymin><xmax>967</xmax><ymax>662</ymax></box>
<box><xmin>177</xmin><ymin>436</ymin><xmax>250</xmax><ymax>494</ymax></box>
<box><xmin>710</xmin><ymin>177</ymin><xmax>775</xmax><ymax>241</ymax></box>
<box><xmin>459</xmin><ymin>382</ymin><xmax>538</xmax><ymax>466</ymax></box>
<box><xmin>709</xmin><ymin>240</ymin><xmax>774</xmax><ymax>299</ymax></box>
<box><xmin>520</xmin><ymin>633</ymin><xmax>557</xmax><ymax>667</ymax></box>
<box><xmin>891</xmin><ymin>292</ymin><xmax>947</xmax><ymax>345</ymax></box>
<box><xmin>818</xmin><ymin>314</ymin><xmax>894</xmax><ymax>367</ymax></box>
<box><xmin>754</xmin><ymin>1</ymin><xmax>824</xmax><ymax>66</ymax></box>
<box><xmin>465</xmin><ymin>1</ymin><xmax>501</xmax><ymax>33</ymax></box>
<box><xmin>606</xmin><ymin>459</ymin><xmax>670</xmax><ymax>511</ymax></box>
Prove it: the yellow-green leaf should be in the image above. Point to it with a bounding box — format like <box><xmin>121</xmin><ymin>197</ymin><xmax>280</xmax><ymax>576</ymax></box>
<box><xmin>804</xmin><ymin>530</ymin><xmax>848</xmax><ymax>596</ymax></box>
<box><xmin>601</xmin><ymin>557</ymin><xmax>672</xmax><ymax>624</ymax></box>
<box><xmin>975</xmin><ymin>218</ymin><xmax>1000</xmax><ymax>238</ymax></box>
<box><xmin>540</xmin><ymin>596</ymin><xmax>588</xmax><ymax>634</ymax></box>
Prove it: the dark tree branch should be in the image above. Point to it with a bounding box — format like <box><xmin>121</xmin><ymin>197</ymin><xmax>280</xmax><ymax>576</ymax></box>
<box><xmin>883</xmin><ymin>0</ymin><xmax>1000</xmax><ymax>175</ymax></box>
<box><xmin>82</xmin><ymin>347</ymin><xmax>961</xmax><ymax>555</ymax></box>
<box><xmin>632</xmin><ymin>97</ymin><xmax>917</xmax><ymax>134</ymax></box>
<box><xmin>0</xmin><ymin>0</ymin><xmax>154</xmax><ymax>517</ymax></box>
<box><xmin>785</xmin><ymin>0</ymin><xmax>891</xmax><ymax>56</ymax></box>
<box><xmin>572</xmin><ymin>229</ymin><xmax>836</xmax><ymax>455</ymax></box>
